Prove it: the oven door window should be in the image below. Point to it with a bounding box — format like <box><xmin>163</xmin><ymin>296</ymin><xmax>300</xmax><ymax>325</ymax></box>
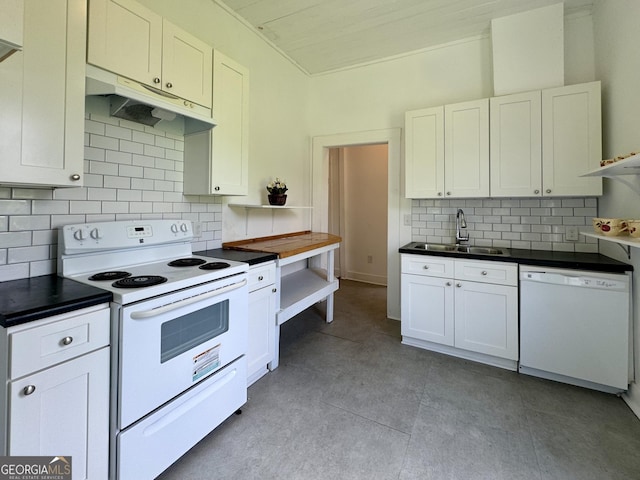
<box><xmin>160</xmin><ymin>300</ymin><xmax>229</xmax><ymax>363</ymax></box>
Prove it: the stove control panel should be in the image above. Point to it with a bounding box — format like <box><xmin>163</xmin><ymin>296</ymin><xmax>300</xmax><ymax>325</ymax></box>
<box><xmin>59</xmin><ymin>220</ymin><xmax>194</xmax><ymax>254</ymax></box>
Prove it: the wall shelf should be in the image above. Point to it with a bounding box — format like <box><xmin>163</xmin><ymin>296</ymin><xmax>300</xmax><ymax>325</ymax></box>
<box><xmin>227</xmin><ymin>203</ymin><xmax>313</xmax><ymax>234</ymax></box>
<box><xmin>228</xmin><ymin>203</ymin><xmax>312</xmax><ymax>209</ymax></box>
<box><xmin>581</xmin><ymin>153</ymin><xmax>640</xmax><ymax>196</ymax></box>
<box><xmin>580</xmin><ymin>231</ymin><xmax>640</xmax><ymax>258</ymax></box>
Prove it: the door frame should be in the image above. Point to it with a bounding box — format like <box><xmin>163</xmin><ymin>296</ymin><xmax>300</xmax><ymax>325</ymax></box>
<box><xmin>311</xmin><ymin>128</ymin><xmax>410</xmax><ymax>320</ymax></box>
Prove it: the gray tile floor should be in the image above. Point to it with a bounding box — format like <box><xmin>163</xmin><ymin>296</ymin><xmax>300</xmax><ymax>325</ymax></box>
<box><xmin>159</xmin><ymin>280</ymin><xmax>640</xmax><ymax>480</ymax></box>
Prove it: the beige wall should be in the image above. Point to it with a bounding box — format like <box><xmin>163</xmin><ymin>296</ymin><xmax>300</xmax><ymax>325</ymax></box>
<box><xmin>593</xmin><ymin>0</ymin><xmax>640</xmax><ymax>415</ymax></box>
<box><xmin>341</xmin><ymin>144</ymin><xmax>388</xmax><ymax>285</ymax></box>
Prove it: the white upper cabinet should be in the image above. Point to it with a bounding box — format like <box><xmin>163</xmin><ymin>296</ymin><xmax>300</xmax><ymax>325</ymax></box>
<box><xmin>184</xmin><ymin>51</ymin><xmax>249</xmax><ymax>196</ymax></box>
<box><xmin>542</xmin><ymin>81</ymin><xmax>602</xmax><ymax>196</ymax></box>
<box><xmin>491</xmin><ymin>82</ymin><xmax>602</xmax><ymax>197</ymax></box>
<box><xmin>490</xmin><ymin>91</ymin><xmax>542</xmax><ymax>196</ymax></box>
<box><xmin>405</xmin><ymin>99</ymin><xmax>488</xmax><ymax>199</ymax></box>
<box><xmin>444</xmin><ymin>98</ymin><xmax>489</xmax><ymax>198</ymax></box>
<box><xmin>88</xmin><ymin>0</ymin><xmax>212</xmax><ymax>108</ymax></box>
<box><xmin>404</xmin><ymin>106</ymin><xmax>444</xmax><ymax>198</ymax></box>
<box><xmin>0</xmin><ymin>0</ymin><xmax>86</xmax><ymax>188</ymax></box>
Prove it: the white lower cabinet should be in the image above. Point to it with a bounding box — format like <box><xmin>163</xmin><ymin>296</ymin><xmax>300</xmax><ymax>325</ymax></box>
<box><xmin>401</xmin><ymin>254</ymin><xmax>518</xmax><ymax>369</ymax></box>
<box><xmin>247</xmin><ymin>261</ymin><xmax>277</xmax><ymax>386</ymax></box>
<box><xmin>2</xmin><ymin>304</ymin><xmax>110</xmax><ymax>479</ymax></box>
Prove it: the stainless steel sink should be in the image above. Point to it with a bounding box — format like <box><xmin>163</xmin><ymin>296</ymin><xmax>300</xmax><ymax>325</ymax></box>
<box><xmin>414</xmin><ymin>243</ymin><xmax>457</xmax><ymax>252</ymax></box>
<box><xmin>455</xmin><ymin>246</ymin><xmax>505</xmax><ymax>255</ymax></box>
<box><xmin>412</xmin><ymin>243</ymin><xmax>506</xmax><ymax>255</ymax></box>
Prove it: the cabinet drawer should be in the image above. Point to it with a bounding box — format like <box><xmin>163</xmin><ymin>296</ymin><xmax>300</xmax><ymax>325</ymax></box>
<box><xmin>9</xmin><ymin>305</ymin><xmax>110</xmax><ymax>379</ymax></box>
<box><xmin>248</xmin><ymin>262</ymin><xmax>276</xmax><ymax>292</ymax></box>
<box><xmin>401</xmin><ymin>254</ymin><xmax>454</xmax><ymax>278</ymax></box>
<box><xmin>454</xmin><ymin>260</ymin><xmax>517</xmax><ymax>286</ymax></box>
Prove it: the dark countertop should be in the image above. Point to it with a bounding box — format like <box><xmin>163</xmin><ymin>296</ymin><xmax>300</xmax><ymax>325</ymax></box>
<box><xmin>0</xmin><ymin>275</ymin><xmax>113</xmax><ymax>328</ymax></box>
<box><xmin>195</xmin><ymin>248</ymin><xmax>278</xmax><ymax>266</ymax></box>
<box><xmin>399</xmin><ymin>242</ymin><xmax>633</xmax><ymax>273</ymax></box>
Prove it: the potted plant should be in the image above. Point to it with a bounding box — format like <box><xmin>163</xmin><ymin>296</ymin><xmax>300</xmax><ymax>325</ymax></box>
<box><xmin>266</xmin><ymin>178</ymin><xmax>288</xmax><ymax>205</ymax></box>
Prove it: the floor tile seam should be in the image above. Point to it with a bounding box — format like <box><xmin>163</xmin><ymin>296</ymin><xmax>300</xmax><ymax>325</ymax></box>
<box><xmin>319</xmin><ymin>397</ymin><xmax>416</xmax><ymax>437</ymax></box>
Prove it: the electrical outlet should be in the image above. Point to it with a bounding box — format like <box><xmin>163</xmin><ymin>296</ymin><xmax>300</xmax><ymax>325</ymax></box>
<box><xmin>193</xmin><ymin>222</ymin><xmax>202</xmax><ymax>237</ymax></box>
<box><xmin>566</xmin><ymin>226</ymin><xmax>579</xmax><ymax>241</ymax></box>
<box><xmin>367</xmin><ymin>255</ymin><xmax>373</xmax><ymax>264</ymax></box>
<box><xmin>404</xmin><ymin>214</ymin><xmax>412</xmax><ymax>226</ymax></box>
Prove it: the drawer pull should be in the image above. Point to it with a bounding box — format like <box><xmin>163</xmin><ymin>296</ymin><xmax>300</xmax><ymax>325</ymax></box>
<box><xmin>272</xmin><ymin>288</ymin><xmax>277</xmax><ymax>293</ymax></box>
<box><xmin>61</xmin><ymin>336</ymin><xmax>73</xmax><ymax>346</ymax></box>
<box><xmin>258</xmin><ymin>275</ymin><xmax>264</xmax><ymax>281</ymax></box>
<box><xmin>23</xmin><ymin>385</ymin><xmax>36</xmax><ymax>396</ymax></box>
<box><xmin>456</xmin><ymin>283</ymin><xmax>462</xmax><ymax>288</ymax></box>
<box><xmin>446</xmin><ymin>282</ymin><xmax>452</xmax><ymax>286</ymax></box>
<box><xmin>481</xmin><ymin>271</ymin><xmax>488</xmax><ymax>276</ymax></box>
<box><xmin>423</xmin><ymin>265</ymin><xmax>429</xmax><ymax>270</ymax></box>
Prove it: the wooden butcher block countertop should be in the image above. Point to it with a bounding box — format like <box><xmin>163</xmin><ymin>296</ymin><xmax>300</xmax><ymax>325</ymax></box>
<box><xmin>223</xmin><ymin>231</ymin><xmax>341</xmax><ymax>258</ymax></box>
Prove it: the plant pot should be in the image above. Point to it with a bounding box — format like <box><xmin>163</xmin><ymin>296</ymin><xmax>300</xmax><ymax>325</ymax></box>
<box><xmin>268</xmin><ymin>194</ymin><xmax>287</xmax><ymax>206</ymax></box>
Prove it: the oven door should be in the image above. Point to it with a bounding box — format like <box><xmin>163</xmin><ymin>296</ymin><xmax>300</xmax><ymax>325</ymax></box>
<box><xmin>118</xmin><ymin>274</ymin><xmax>248</xmax><ymax>429</ymax></box>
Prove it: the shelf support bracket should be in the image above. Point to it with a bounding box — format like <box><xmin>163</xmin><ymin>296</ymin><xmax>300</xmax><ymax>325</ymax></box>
<box><xmin>607</xmin><ymin>176</ymin><xmax>640</xmax><ymax>196</ymax></box>
<box><xmin>617</xmin><ymin>242</ymin><xmax>631</xmax><ymax>260</ymax></box>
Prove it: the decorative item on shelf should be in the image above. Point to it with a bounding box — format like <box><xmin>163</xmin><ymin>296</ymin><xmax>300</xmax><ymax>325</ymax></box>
<box><xmin>600</xmin><ymin>151</ymin><xmax>638</xmax><ymax>167</ymax></box>
<box><xmin>627</xmin><ymin>220</ymin><xmax>640</xmax><ymax>238</ymax></box>
<box><xmin>266</xmin><ymin>177</ymin><xmax>288</xmax><ymax>206</ymax></box>
<box><xmin>592</xmin><ymin>218</ymin><xmax>628</xmax><ymax>236</ymax></box>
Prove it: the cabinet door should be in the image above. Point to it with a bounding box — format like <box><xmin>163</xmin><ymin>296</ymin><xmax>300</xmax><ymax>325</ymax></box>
<box><xmin>490</xmin><ymin>91</ymin><xmax>542</xmax><ymax>197</ymax></box>
<box><xmin>8</xmin><ymin>347</ymin><xmax>110</xmax><ymax>479</ymax></box>
<box><xmin>87</xmin><ymin>0</ymin><xmax>162</xmax><ymax>88</ymax></box>
<box><xmin>0</xmin><ymin>0</ymin><xmax>85</xmax><ymax>187</ymax></box>
<box><xmin>542</xmin><ymin>81</ymin><xmax>602</xmax><ymax>196</ymax></box>
<box><xmin>401</xmin><ymin>274</ymin><xmax>454</xmax><ymax>346</ymax></box>
<box><xmin>162</xmin><ymin>19</ymin><xmax>212</xmax><ymax>108</ymax></box>
<box><xmin>247</xmin><ymin>284</ymin><xmax>276</xmax><ymax>386</ymax></box>
<box><xmin>454</xmin><ymin>282</ymin><xmax>518</xmax><ymax>360</ymax></box>
<box><xmin>404</xmin><ymin>106</ymin><xmax>445</xmax><ymax>198</ymax></box>
<box><xmin>184</xmin><ymin>51</ymin><xmax>249</xmax><ymax>195</ymax></box>
<box><xmin>444</xmin><ymin>98</ymin><xmax>489</xmax><ymax>198</ymax></box>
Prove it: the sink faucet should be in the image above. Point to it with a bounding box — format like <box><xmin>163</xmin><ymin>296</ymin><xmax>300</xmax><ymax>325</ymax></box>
<box><xmin>456</xmin><ymin>209</ymin><xmax>469</xmax><ymax>244</ymax></box>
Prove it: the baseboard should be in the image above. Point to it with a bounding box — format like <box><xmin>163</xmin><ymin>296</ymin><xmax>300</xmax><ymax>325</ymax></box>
<box><xmin>623</xmin><ymin>383</ymin><xmax>640</xmax><ymax>419</ymax></box>
<box><xmin>344</xmin><ymin>271</ymin><xmax>387</xmax><ymax>285</ymax></box>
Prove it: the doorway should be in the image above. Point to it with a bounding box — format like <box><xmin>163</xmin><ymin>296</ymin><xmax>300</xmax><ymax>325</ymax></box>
<box><xmin>329</xmin><ymin>144</ymin><xmax>388</xmax><ymax>285</ymax></box>
<box><xmin>311</xmin><ymin>128</ymin><xmax>410</xmax><ymax>320</ymax></box>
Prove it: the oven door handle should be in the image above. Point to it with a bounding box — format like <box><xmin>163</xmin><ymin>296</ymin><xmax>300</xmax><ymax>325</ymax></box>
<box><xmin>130</xmin><ymin>279</ymin><xmax>247</xmax><ymax>319</ymax></box>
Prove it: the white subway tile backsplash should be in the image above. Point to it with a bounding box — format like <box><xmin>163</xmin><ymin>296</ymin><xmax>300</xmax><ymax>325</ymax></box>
<box><xmin>120</xmin><ymin>140</ymin><xmax>145</xmax><ymax>154</ymax></box>
<box><xmin>70</xmin><ymin>200</ymin><xmax>102</xmax><ymax>214</ymax></box>
<box><xmin>90</xmin><ymin>160</ymin><xmax>119</xmax><ymax>176</ymax></box>
<box><xmin>0</xmin><ymin>216</ymin><xmax>7</xmax><ymax>232</ymax></box>
<box><xmin>8</xmin><ymin>245</ymin><xmax>49</xmax><ymax>263</ymax></box>
<box><xmin>411</xmin><ymin>197</ymin><xmax>599</xmax><ymax>252</ymax></box>
<box><xmin>0</xmin><ymin>200</ymin><xmax>31</xmax><ymax>215</ymax></box>
<box><xmin>132</xmin><ymin>131</ymin><xmax>155</xmax><ymax>145</ymax></box>
<box><xmin>0</xmin><ymin>231</ymin><xmax>32</xmax><ymax>248</ymax></box>
<box><xmin>102</xmin><ymin>202</ymin><xmax>129</xmax><ymax>214</ymax></box>
<box><xmin>144</xmin><ymin>144</ymin><xmax>165</xmax><ymax>158</ymax></box>
<box><xmin>12</xmin><ymin>189</ymin><xmax>53</xmax><ymax>200</ymax></box>
<box><xmin>106</xmin><ymin>150</ymin><xmax>133</xmax><ymax>164</ymax></box>
<box><xmin>90</xmin><ymin>134</ymin><xmax>119</xmax><ymax>150</ymax></box>
<box><xmin>10</xmin><ymin>215</ymin><xmax>50</xmax><ymax>231</ymax></box>
<box><xmin>32</xmin><ymin>200</ymin><xmax>69</xmax><ymax>215</ymax></box>
<box><xmin>104</xmin><ymin>176</ymin><xmax>131</xmax><ymax>189</ymax></box>
<box><xmin>105</xmin><ymin>124</ymin><xmax>132</xmax><ymax>140</ymax></box>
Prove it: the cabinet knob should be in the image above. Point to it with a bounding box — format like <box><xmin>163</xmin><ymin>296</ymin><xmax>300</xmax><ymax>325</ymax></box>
<box><xmin>456</xmin><ymin>283</ymin><xmax>462</xmax><ymax>287</ymax></box>
<box><xmin>258</xmin><ymin>275</ymin><xmax>264</xmax><ymax>281</ymax></box>
<box><xmin>23</xmin><ymin>385</ymin><xmax>36</xmax><ymax>396</ymax></box>
<box><xmin>272</xmin><ymin>288</ymin><xmax>277</xmax><ymax>293</ymax></box>
<box><xmin>70</xmin><ymin>174</ymin><xmax>81</xmax><ymax>181</ymax></box>
<box><xmin>546</xmin><ymin>189</ymin><xmax>552</xmax><ymax>194</ymax></box>
<box><xmin>534</xmin><ymin>189</ymin><xmax>540</xmax><ymax>194</ymax></box>
<box><xmin>481</xmin><ymin>271</ymin><xmax>488</xmax><ymax>276</ymax></box>
<box><xmin>153</xmin><ymin>77</ymin><xmax>161</xmax><ymax>84</ymax></box>
<box><xmin>423</xmin><ymin>265</ymin><xmax>429</xmax><ymax>270</ymax></box>
<box><xmin>214</xmin><ymin>186</ymin><xmax>220</xmax><ymax>191</ymax></box>
<box><xmin>166</xmin><ymin>82</ymin><xmax>173</xmax><ymax>89</ymax></box>
<box><xmin>446</xmin><ymin>281</ymin><xmax>452</xmax><ymax>286</ymax></box>
<box><xmin>61</xmin><ymin>336</ymin><xmax>73</xmax><ymax>346</ymax></box>
<box><xmin>437</xmin><ymin>192</ymin><xmax>443</xmax><ymax>197</ymax></box>
<box><xmin>446</xmin><ymin>191</ymin><xmax>451</xmax><ymax>196</ymax></box>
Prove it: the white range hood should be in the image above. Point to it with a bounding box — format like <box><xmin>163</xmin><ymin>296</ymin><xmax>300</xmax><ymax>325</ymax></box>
<box><xmin>85</xmin><ymin>64</ymin><xmax>216</xmax><ymax>134</ymax></box>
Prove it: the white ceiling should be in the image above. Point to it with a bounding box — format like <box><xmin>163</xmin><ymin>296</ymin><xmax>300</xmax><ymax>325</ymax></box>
<box><xmin>217</xmin><ymin>0</ymin><xmax>594</xmax><ymax>75</ymax></box>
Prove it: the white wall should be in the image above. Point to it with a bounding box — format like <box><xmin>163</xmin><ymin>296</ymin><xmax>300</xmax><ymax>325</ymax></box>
<box><xmin>342</xmin><ymin>144</ymin><xmax>388</xmax><ymax>285</ymax></box>
<box><xmin>592</xmin><ymin>0</ymin><xmax>640</xmax><ymax>416</ymax></box>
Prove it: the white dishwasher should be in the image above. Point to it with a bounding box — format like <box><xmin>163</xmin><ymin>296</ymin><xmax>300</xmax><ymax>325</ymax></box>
<box><xmin>519</xmin><ymin>265</ymin><xmax>631</xmax><ymax>393</ymax></box>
